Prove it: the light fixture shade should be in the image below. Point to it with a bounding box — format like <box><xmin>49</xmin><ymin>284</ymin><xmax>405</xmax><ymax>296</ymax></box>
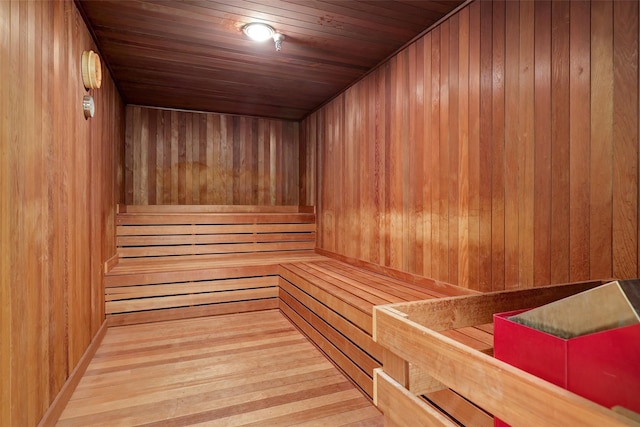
<box><xmin>243</xmin><ymin>23</ymin><xmax>275</xmax><ymax>42</ymax></box>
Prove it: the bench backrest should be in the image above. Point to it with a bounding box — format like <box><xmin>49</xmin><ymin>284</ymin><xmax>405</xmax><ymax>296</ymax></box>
<box><xmin>115</xmin><ymin>205</ymin><xmax>316</xmax><ymax>260</ymax></box>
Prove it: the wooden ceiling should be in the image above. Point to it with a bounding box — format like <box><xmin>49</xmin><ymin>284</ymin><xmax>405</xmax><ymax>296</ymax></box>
<box><xmin>77</xmin><ymin>0</ymin><xmax>465</xmax><ymax>120</ymax></box>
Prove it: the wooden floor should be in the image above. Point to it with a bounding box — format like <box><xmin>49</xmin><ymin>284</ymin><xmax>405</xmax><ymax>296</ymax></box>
<box><xmin>57</xmin><ymin>310</ymin><xmax>383</xmax><ymax>426</ymax></box>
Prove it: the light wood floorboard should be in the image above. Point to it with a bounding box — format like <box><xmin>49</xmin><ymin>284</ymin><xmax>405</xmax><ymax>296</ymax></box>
<box><xmin>57</xmin><ymin>310</ymin><xmax>383</xmax><ymax>426</ymax></box>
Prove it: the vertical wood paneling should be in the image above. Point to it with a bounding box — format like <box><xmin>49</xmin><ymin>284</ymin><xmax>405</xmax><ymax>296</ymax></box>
<box><xmin>458</xmin><ymin>8</ymin><xmax>470</xmax><ymax>289</ymax></box>
<box><xmin>613</xmin><ymin>0</ymin><xmax>639</xmax><ymax>279</ymax></box>
<box><xmin>467</xmin><ymin>1</ymin><xmax>481</xmax><ymax>292</ymax></box>
<box><xmin>439</xmin><ymin>21</ymin><xmax>450</xmax><ymax>282</ymax></box>
<box><xmin>384</xmin><ymin>64</ymin><xmax>392</xmax><ymax>267</ymax></box>
<box><xmin>550</xmin><ymin>0</ymin><xmax>571</xmax><ymax>284</ymax></box>
<box><xmin>125</xmin><ymin>107</ymin><xmax>301</xmax><ymax>206</ymax></box>
<box><xmin>1</xmin><ymin>0</ymin><xmax>11</xmax><ymax>424</ymax></box>
<box><xmin>374</xmin><ymin>68</ymin><xmax>385</xmax><ymax>265</ymax></box>
<box><xmin>518</xmin><ymin>0</ymin><xmax>535</xmax><ymax>288</ymax></box>
<box><xmin>534</xmin><ymin>0</ymin><xmax>552</xmax><ymax>287</ymax></box>
<box><xmin>448</xmin><ymin>14</ymin><xmax>460</xmax><ymax>286</ymax></box>
<box><xmin>589</xmin><ymin>0</ymin><xmax>613</xmax><ymax>280</ymax></box>
<box><xmin>491</xmin><ymin>0</ymin><xmax>506</xmax><ymax>291</ymax></box>
<box><xmin>569</xmin><ymin>1</ymin><xmax>591</xmax><ymax>282</ymax></box>
<box><xmin>309</xmin><ymin>0</ymin><xmax>640</xmax><ymax>291</ymax></box>
<box><xmin>478</xmin><ymin>0</ymin><xmax>493</xmax><ymax>292</ymax></box>
<box><xmin>422</xmin><ymin>33</ymin><xmax>433</xmax><ymax>279</ymax></box>
<box><xmin>430</xmin><ymin>27</ymin><xmax>441</xmax><ymax>280</ymax></box>
<box><xmin>415</xmin><ymin>39</ymin><xmax>425</xmax><ymax>276</ymax></box>
<box><xmin>0</xmin><ymin>1</ymin><xmax>124</xmax><ymax>424</ymax></box>
<box><xmin>504</xmin><ymin>0</ymin><xmax>519</xmax><ymax>289</ymax></box>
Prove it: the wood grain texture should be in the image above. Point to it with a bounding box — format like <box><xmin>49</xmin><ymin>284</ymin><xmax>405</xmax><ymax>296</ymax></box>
<box><xmin>569</xmin><ymin>0</ymin><xmax>591</xmax><ymax>282</ymax></box>
<box><xmin>76</xmin><ymin>0</ymin><xmax>464</xmax><ymax>120</ymax></box>
<box><xmin>125</xmin><ymin>106</ymin><xmax>301</xmax><ymax>206</ymax></box>
<box><xmin>104</xmin><ymin>207</ymin><xmax>320</xmax><ymax>324</ymax></box>
<box><xmin>590</xmin><ymin>0</ymin><xmax>614</xmax><ymax>280</ymax></box>
<box><xmin>534</xmin><ymin>0</ymin><xmax>552</xmax><ymax>287</ymax></box>
<box><xmin>374</xmin><ymin>298</ymin><xmax>636</xmax><ymax>427</ymax></box>
<box><xmin>279</xmin><ymin>259</ymin><xmax>473</xmax><ymax>400</ymax></box>
<box><xmin>39</xmin><ymin>321</ymin><xmax>107</xmax><ymax>427</ymax></box>
<box><xmin>0</xmin><ymin>1</ymin><xmax>10</xmax><ymax>425</ymax></box>
<box><xmin>57</xmin><ymin>311</ymin><xmax>383</xmax><ymax>426</ymax></box>
<box><xmin>0</xmin><ymin>1</ymin><xmax>124</xmax><ymax>425</ymax></box>
<box><xmin>613</xmin><ymin>0</ymin><xmax>639</xmax><ymax>279</ymax></box>
<box><xmin>308</xmin><ymin>0</ymin><xmax>640</xmax><ymax>291</ymax></box>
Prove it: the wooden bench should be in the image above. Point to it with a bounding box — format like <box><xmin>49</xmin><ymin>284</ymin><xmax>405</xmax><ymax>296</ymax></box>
<box><xmin>104</xmin><ymin>205</ymin><xmax>327</xmax><ymax>326</ymax></box>
<box><xmin>103</xmin><ymin>205</ymin><xmax>480</xmax><ymax>406</ymax></box>
<box><xmin>372</xmin><ymin>280</ymin><xmax>640</xmax><ymax>427</ymax></box>
<box><xmin>278</xmin><ymin>256</ymin><xmax>476</xmax><ymax>401</ymax></box>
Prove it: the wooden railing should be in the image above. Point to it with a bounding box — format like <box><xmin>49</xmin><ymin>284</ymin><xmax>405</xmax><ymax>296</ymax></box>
<box><xmin>372</xmin><ymin>281</ymin><xmax>640</xmax><ymax>427</ymax></box>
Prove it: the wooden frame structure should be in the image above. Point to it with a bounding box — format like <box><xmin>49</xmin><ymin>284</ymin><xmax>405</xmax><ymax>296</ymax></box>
<box><xmin>373</xmin><ymin>282</ymin><xmax>640</xmax><ymax>427</ymax></box>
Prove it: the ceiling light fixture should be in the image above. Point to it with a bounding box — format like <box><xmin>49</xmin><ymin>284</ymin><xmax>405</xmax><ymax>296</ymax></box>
<box><xmin>242</xmin><ymin>22</ymin><xmax>285</xmax><ymax>51</ymax></box>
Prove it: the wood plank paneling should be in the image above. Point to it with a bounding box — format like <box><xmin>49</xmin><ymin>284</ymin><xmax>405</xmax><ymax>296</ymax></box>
<box><xmin>125</xmin><ymin>106</ymin><xmax>302</xmax><ymax>206</ymax></box>
<box><xmin>613</xmin><ymin>0</ymin><xmax>639</xmax><ymax>279</ymax></box>
<box><xmin>590</xmin><ymin>0</ymin><xmax>614</xmax><ymax>281</ymax></box>
<box><xmin>309</xmin><ymin>0</ymin><xmax>640</xmax><ymax>291</ymax></box>
<box><xmin>490</xmin><ymin>0</ymin><xmax>506</xmax><ymax>291</ymax></box>
<box><xmin>550</xmin><ymin>0</ymin><xmax>572</xmax><ymax>285</ymax></box>
<box><xmin>478</xmin><ymin>0</ymin><xmax>493</xmax><ymax>292</ymax></box>
<box><xmin>534</xmin><ymin>0</ymin><xmax>552</xmax><ymax>287</ymax></box>
<box><xmin>569</xmin><ymin>0</ymin><xmax>591</xmax><ymax>282</ymax></box>
<box><xmin>0</xmin><ymin>1</ymin><xmax>124</xmax><ymax>425</ymax></box>
<box><xmin>76</xmin><ymin>0</ymin><xmax>464</xmax><ymax>120</ymax></box>
<box><xmin>0</xmin><ymin>0</ymin><xmax>10</xmax><ymax>423</ymax></box>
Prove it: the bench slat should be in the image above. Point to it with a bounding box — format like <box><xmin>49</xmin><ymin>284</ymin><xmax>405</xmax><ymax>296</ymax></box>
<box><xmin>106</xmin><ymin>299</ymin><xmax>279</xmax><ymax>327</ymax></box>
<box><xmin>301</xmin><ymin>262</ymin><xmax>435</xmax><ymax>304</ymax></box>
<box><xmin>106</xmin><ymin>277</ymin><xmax>278</xmax><ymax>301</ymax></box>
<box><xmin>118</xmin><ymin>241</ymin><xmax>316</xmax><ymax>258</ymax></box>
<box><xmin>121</xmin><ymin>204</ymin><xmax>314</xmax><ymax>214</ymax></box>
<box><xmin>320</xmin><ymin>261</ymin><xmax>448</xmax><ymax>299</ymax></box>
<box><xmin>117</xmin><ymin>232</ymin><xmax>315</xmax><ymax>246</ymax></box>
<box><xmin>106</xmin><ymin>287</ymin><xmax>278</xmax><ymax>313</ymax></box>
<box><xmin>106</xmin><ymin>251</ymin><xmax>322</xmax><ymax>279</ymax></box>
<box><xmin>105</xmin><ymin>265</ymin><xmax>280</xmax><ymax>288</ymax></box>
<box><xmin>117</xmin><ymin>213</ymin><xmax>316</xmax><ymax>225</ymax></box>
<box><xmin>116</xmin><ymin>223</ymin><xmax>316</xmax><ymax>236</ymax></box>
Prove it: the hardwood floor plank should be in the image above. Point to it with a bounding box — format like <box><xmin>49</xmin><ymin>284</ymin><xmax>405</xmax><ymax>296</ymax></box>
<box><xmin>57</xmin><ymin>311</ymin><xmax>382</xmax><ymax>426</ymax></box>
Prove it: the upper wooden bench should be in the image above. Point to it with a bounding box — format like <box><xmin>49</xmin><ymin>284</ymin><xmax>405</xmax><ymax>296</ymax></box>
<box><xmin>104</xmin><ymin>205</ymin><xmax>326</xmax><ymax>326</ymax></box>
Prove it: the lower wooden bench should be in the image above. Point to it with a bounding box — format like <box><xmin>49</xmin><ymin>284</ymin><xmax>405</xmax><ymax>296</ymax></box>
<box><xmin>278</xmin><ymin>259</ymin><xmax>476</xmax><ymax>400</ymax></box>
<box><xmin>105</xmin><ymin>251</ymin><xmax>327</xmax><ymax>326</ymax></box>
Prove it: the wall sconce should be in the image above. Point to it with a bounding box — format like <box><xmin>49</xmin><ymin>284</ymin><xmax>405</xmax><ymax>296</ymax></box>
<box><xmin>242</xmin><ymin>23</ymin><xmax>285</xmax><ymax>52</ymax></box>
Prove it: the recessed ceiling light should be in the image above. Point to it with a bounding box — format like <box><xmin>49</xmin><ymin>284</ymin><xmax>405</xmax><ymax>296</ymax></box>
<box><xmin>243</xmin><ymin>23</ymin><xmax>275</xmax><ymax>42</ymax></box>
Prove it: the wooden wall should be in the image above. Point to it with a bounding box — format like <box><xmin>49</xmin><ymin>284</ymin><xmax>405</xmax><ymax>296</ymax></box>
<box><xmin>305</xmin><ymin>0</ymin><xmax>640</xmax><ymax>292</ymax></box>
<box><xmin>0</xmin><ymin>1</ymin><xmax>124</xmax><ymax>425</ymax></box>
<box><xmin>125</xmin><ymin>106</ymin><xmax>304</xmax><ymax>205</ymax></box>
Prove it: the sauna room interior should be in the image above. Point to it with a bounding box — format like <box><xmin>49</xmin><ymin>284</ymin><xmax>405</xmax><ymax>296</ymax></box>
<box><xmin>2</xmin><ymin>0</ymin><xmax>640</xmax><ymax>426</ymax></box>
